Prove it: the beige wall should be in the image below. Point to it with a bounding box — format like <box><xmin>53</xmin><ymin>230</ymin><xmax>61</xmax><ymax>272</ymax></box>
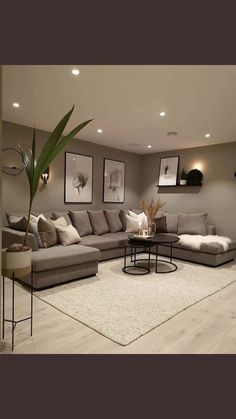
<box><xmin>2</xmin><ymin>120</ymin><xmax>236</xmax><ymax>239</ymax></box>
<box><xmin>141</xmin><ymin>141</ymin><xmax>236</xmax><ymax>238</ymax></box>
<box><xmin>2</xmin><ymin>121</ymin><xmax>141</xmax><ymax>221</ymax></box>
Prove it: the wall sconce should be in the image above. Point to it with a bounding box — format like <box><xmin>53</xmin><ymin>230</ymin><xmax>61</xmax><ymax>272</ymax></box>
<box><xmin>41</xmin><ymin>167</ymin><xmax>50</xmax><ymax>184</ymax></box>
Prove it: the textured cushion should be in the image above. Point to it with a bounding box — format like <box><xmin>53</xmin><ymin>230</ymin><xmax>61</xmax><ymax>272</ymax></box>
<box><xmin>125</xmin><ymin>214</ymin><xmax>140</xmax><ymax>233</ymax></box>
<box><xmin>69</xmin><ymin>210</ymin><xmax>93</xmax><ymax>237</ymax></box>
<box><xmin>88</xmin><ymin>210</ymin><xmax>110</xmax><ymax>235</ymax></box>
<box><xmin>51</xmin><ymin>211</ymin><xmax>72</xmax><ymax>226</ymax></box>
<box><xmin>104</xmin><ymin>209</ymin><xmax>123</xmax><ymax>233</ymax></box>
<box><xmin>29</xmin><ymin>214</ymin><xmax>46</xmax><ymax>248</ymax></box>
<box><xmin>31</xmin><ymin>245</ymin><xmax>100</xmax><ymax>272</ymax></box>
<box><xmin>154</xmin><ymin>211</ymin><xmax>164</xmax><ymax>219</ymax></box>
<box><xmin>56</xmin><ymin>224</ymin><xmax>81</xmax><ymax>246</ymax></box>
<box><xmin>80</xmin><ymin>235</ymin><xmax>118</xmax><ymax>250</ymax></box>
<box><xmin>6</xmin><ymin>213</ymin><xmax>28</xmax><ymax>231</ymax></box>
<box><xmin>164</xmin><ymin>213</ymin><xmax>179</xmax><ymax>233</ymax></box>
<box><xmin>38</xmin><ymin>217</ymin><xmax>67</xmax><ymax>248</ymax></box>
<box><xmin>119</xmin><ymin>209</ymin><xmax>127</xmax><ymax>231</ymax></box>
<box><xmin>155</xmin><ymin>216</ymin><xmax>167</xmax><ymax>233</ymax></box>
<box><xmin>178</xmin><ymin>213</ymin><xmax>207</xmax><ymax>235</ymax></box>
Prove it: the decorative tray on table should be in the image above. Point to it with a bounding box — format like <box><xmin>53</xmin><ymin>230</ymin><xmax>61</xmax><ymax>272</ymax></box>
<box><xmin>129</xmin><ymin>234</ymin><xmax>154</xmax><ymax>241</ymax></box>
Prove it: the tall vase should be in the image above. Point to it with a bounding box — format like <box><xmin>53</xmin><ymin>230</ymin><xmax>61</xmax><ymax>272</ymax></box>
<box><xmin>147</xmin><ymin>218</ymin><xmax>156</xmax><ymax>236</ymax></box>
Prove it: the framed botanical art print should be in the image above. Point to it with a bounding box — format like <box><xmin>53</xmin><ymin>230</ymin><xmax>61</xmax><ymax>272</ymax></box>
<box><xmin>103</xmin><ymin>158</ymin><xmax>125</xmax><ymax>203</ymax></box>
<box><xmin>157</xmin><ymin>156</ymin><xmax>179</xmax><ymax>186</ymax></box>
<box><xmin>64</xmin><ymin>152</ymin><xmax>93</xmax><ymax>203</ymax></box>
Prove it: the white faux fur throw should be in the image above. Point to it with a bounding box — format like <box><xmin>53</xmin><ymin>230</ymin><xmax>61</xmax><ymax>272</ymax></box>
<box><xmin>178</xmin><ymin>235</ymin><xmax>232</xmax><ymax>251</ymax></box>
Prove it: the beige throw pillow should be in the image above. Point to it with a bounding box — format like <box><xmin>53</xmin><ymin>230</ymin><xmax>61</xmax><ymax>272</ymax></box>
<box><xmin>125</xmin><ymin>214</ymin><xmax>140</xmax><ymax>233</ymax></box>
<box><xmin>29</xmin><ymin>214</ymin><xmax>46</xmax><ymax>247</ymax></box>
<box><xmin>56</xmin><ymin>224</ymin><xmax>81</xmax><ymax>246</ymax></box>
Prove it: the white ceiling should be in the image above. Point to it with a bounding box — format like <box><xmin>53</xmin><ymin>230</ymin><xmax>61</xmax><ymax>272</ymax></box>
<box><xmin>3</xmin><ymin>65</ymin><xmax>236</xmax><ymax>154</ymax></box>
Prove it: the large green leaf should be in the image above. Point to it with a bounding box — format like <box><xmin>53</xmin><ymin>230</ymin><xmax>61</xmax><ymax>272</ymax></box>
<box><xmin>33</xmin><ymin>106</ymin><xmax>75</xmax><ymax>185</ymax></box>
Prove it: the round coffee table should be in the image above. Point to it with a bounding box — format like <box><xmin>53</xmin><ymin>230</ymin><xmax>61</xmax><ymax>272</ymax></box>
<box><xmin>123</xmin><ymin>234</ymin><xmax>179</xmax><ymax>274</ymax></box>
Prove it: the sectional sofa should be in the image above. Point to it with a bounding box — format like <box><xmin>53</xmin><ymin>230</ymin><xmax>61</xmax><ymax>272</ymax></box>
<box><xmin>2</xmin><ymin>209</ymin><xmax>236</xmax><ymax>290</ymax></box>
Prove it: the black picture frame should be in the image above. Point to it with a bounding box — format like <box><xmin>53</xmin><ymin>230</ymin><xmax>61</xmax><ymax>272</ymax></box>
<box><xmin>157</xmin><ymin>156</ymin><xmax>180</xmax><ymax>186</ymax></box>
<box><xmin>103</xmin><ymin>158</ymin><xmax>125</xmax><ymax>203</ymax></box>
<box><xmin>64</xmin><ymin>152</ymin><xmax>93</xmax><ymax>204</ymax></box>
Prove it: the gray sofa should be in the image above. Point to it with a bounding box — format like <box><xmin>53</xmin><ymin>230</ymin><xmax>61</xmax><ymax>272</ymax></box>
<box><xmin>2</xmin><ymin>209</ymin><xmax>236</xmax><ymax>290</ymax></box>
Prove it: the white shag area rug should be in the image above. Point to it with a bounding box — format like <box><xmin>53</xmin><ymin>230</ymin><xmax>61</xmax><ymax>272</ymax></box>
<box><xmin>178</xmin><ymin>235</ymin><xmax>232</xmax><ymax>251</ymax></box>
<box><xmin>36</xmin><ymin>257</ymin><xmax>236</xmax><ymax>346</ymax></box>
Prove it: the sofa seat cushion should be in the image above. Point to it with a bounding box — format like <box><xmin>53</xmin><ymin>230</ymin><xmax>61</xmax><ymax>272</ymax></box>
<box><xmin>31</xmin><ymin>245</ymin><xmax>100</xmax><ymax>272</ymax></box>
<box><xmin>102</xmin><ymin>232</ymin><xmax>129</xmax><ymax>247</ymax></box>
<box><xmin>172</xmin><ymin>236</ymin><xmax>236</xmax><ymax>255</ymax></box>
<box><xmin>80</xmin><ymin>235</ymin><xmax>118</xmax><ymax>250</ymax></box>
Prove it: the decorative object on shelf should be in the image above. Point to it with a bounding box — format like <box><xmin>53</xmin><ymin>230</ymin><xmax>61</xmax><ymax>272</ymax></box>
<box><xmin>2</xmin><ymin>148</ymin><xmax>24</xmax><ymax>175</ymax></box>
<box><xmin>40</xmin><ymin>167</ymin><xmax>50</xmax><ymax>184</ymax></box>
<box><xmin>140</xmin><ymin>196</ymin><xmax>165</xmax><ymax>236</ymax></box>
<box><xmin>157</xmin><ymin>156</ymin><xmax>179</xmax><ymax>186</ymax></box>
<box><xmin>2</xmin><ymin>106</ymin><xmax>92</xmax><ymax>279</ymax></box>
<box><xmin>180</xmin><ymin>167</ymin><xmax>188</xmax><ymax>185</ymax></box>
<box><xmin>187</xmin><ymin>168</ymin><xmax>203</xmax><ymax>186</ymax></box>
<box><xmin>103</xmin><ymin>158</ymin><xmax>125</xmax><ymax>203</ymax></box>
<box><xmin>64</xmin><ymin>152</ymin><xmax>93</xmax><ymax>204</ymax></box>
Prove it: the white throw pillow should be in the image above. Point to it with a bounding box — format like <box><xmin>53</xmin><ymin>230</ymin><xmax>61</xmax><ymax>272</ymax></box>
<box><xmin>29</xmin><ymin>214</ymin><xmax>46</xmax><ymax>247</ymax></box>
<box><xmin>125</xmin><ymin>214</ymin><xmax>140</xmax><ymax>233</ymax></box>
<box><xmin>56</xmin><ymin>224</ymin><xmax>81</xmax><ymax>246</ymax></box>
<box><xmin>128</xmin><ymin>210</ymin><xmax>148</xmax><ymax>229</ymax></box>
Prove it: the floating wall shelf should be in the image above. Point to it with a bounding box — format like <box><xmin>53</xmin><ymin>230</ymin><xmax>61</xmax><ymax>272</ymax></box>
<box><xmin>156</xmin><ymin>184</ymin><xmax>202</xmax><ymax>188</ymax></box>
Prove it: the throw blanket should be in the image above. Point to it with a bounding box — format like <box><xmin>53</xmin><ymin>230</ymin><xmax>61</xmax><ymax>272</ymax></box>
<box><xmin>178</xmin><ymin>235</ymin><xmax>232</xmax><ymax>251</ymax></box>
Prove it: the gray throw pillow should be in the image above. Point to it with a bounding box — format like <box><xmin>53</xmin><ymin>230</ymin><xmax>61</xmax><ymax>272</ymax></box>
<box><xmin>178</xmin><ymin>213</ymin><xmax>208</xmax><ymax>235</ymax></box>
<box><xmin>69</xmin><ymin>210</ymin><xmax>93</xmax><ymax>237</ymax></box>
<box><xmin>6</xmin><ymin>212</ymin><xmax>28</xmax><ymax>231</ymax></box>
<box><xmin>164</xmin><ymin>213</ymin><xmax>179</xmax><ymax>233</ymax></box>
<box><xmin>52</xmin><ymin>211</ymin><xmax>72</xmax><ymax>226</ymax></box>
<box><xmin>88</xmin><ymin>210</ymin><xmax>110</xmax><ymax>235</ymax></box>
<box><xmin>104</xmin><ymin>209</ymin><xmax>123</xmax><ymax>233</ymax></box>
<box><xmin>155</xmin><ymin>216</ymin><xmax>167</xmax><ymax>233</ymax></box>
<box><xmin>119</xmin><ymin>209</ymin><xmax>127</xmax><ymax>231</ymax></box>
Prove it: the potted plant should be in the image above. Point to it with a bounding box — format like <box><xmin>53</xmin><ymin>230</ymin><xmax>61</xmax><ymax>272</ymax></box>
<box><xmin>2</xmin><ymin>106</ymin><xmax>92</xmax><ymax>279</ymax></box>
<box><xmin>139</xmin><ymin>196</ymin><xmax>165</xmax><ymax>236</ymax></box>
<box><xmin>180</xmin><ymin>167</ymin><xmax>188</xmax><ymax>185</ymax></box>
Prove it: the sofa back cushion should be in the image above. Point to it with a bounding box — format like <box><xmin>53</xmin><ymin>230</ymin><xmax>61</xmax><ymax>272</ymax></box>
<box><xmin>164</xmin><ymin>213</ymin><xmax>179</xmax><ymax>233</ymax></box>
<box><xmin>88</xmin><ymin>210</ymin><xmax>110</xmax><ymax>235</ymax></box>
<box><xmin>104</xmin><ymin>209</ymin><xmax>123</xmax><ymax>233</ymax></box>
<box><xmin>178</xmin><ymin>213</ymin><xmax>208</xmax><ymax>235</ymax></box>
<box><xmin>69</xmin><ymin>210</ymin><xmax>93</xmax><ymax>237</ymax></box>
<box><xmin>52</xmin><ymin>211</ymin><xmax>72</xmax><ymax>226</ymax></box>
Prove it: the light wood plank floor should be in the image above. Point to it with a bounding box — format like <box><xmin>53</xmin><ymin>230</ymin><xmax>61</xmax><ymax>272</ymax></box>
<box><xmin>1</xmin><ymin>263</ymin><xmax>236</xmax><ymax>354</ymax></box>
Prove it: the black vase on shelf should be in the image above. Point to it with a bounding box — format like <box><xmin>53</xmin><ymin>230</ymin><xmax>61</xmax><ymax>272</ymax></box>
<box><xmin>187</xmin><ymin>169</ymin><xmax>203</xmax><ymax>186</ymax></box>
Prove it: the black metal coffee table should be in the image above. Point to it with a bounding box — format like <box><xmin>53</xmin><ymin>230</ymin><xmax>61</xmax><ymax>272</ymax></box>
<box><xmin>122</xmin><ymin>234</ymin><xmax>180</xmax><ymax>275</ymax></box>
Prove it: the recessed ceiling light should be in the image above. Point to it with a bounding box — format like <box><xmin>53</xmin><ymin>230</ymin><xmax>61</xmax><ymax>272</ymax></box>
<box><xmin>147</xmin><ymin>145</ymin><xmax>152</xmax><ymax>148</ymax></box>
<box><xmin>160</xmin><ymin>111</ymin><xmax>166</xmax><ymax>117</ymax></box>
<box><xmin>97</xmin><ymin>129</ymin><xmax>102</xmax><ymax>133</ymax></box>
<box><xmin>72</xmin><ymin>68</ymin><xmax>80</xmax><ymax>75</ymax></box>
<box><xmin>205</xmin><ymin>133</ymin><xmax>211</xmax><ymax>138</ymax></box>
<box><xmin>13</xmin><ymin>102</ymin><xmax>20</xmax><ymax>108</ymax></box>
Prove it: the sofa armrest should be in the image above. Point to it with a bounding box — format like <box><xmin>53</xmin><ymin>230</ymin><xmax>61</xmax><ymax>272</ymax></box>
<box><xmin>2</xmin><ymin>227</ymin><xmax>39</xmax><ymax>252</ymax></box>
<box><xmin>206</xmin><ymin>224</ymin><xmax>216</xmax><ymax>235</ymax></box>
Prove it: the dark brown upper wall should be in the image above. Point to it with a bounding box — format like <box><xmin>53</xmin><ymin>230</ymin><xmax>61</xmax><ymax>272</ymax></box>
<box><xmin>141</xmin><ymin>141</ymin><xmax>236</xmax><ymax>238</ymax></box>
<box><xmin>2</xmin><ymin>121</ymin><xmax>141</xmax><ymax>220</ymax></box>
